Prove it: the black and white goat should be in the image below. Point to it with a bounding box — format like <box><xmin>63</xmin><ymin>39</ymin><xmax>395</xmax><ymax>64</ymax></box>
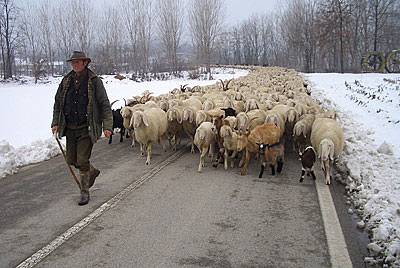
<box><xmin>299</xmin><ymin>146</ymin><xmax>317</xmax><ymax>182</ymax></box>
<box><xmin>108</xmin><ymin>100</ymin><xmax>125</xmax><ymax>144</ymax></box>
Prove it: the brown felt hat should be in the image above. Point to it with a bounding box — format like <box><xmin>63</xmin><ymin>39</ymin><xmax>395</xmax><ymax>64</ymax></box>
<box><xmin>67</xmin><ymin>51</ymin><xmax>91</xmax><ymax>63</ymax></box>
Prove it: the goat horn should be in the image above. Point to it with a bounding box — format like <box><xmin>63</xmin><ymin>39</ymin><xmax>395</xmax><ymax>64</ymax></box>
<box><xmin>110</xmin><ymin>100</ymin><xmax>119</xmax><ymax>107</ymax></box>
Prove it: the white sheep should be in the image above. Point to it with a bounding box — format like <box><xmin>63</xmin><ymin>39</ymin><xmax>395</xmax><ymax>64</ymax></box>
<box><xmin>310</xmin><ymin>118</ymin><xmax>344</xmax><ymax>185</ymax></box>
<box><xmin>130</xmin><ymin>107</ymin><xmax>168</xmax><ymax>165</ymax></box>
<box><xmin>194</xmin><ymin>122</ymin><xmax>217</xmax><ymax>172</ymax></box>
<box><xmin>195</xmin><ymin>110</ymin><xmax>211</xmax><ymax>127</ymax></box>
<box><xmin>292</xmin><ymin>114</ymin><xmax>315</xmax><ymax>154</ymax></box>
<box><xmin>219</xmin><ymin>123</ymin><xmax>241</xmax><ymax>169</ymax></box>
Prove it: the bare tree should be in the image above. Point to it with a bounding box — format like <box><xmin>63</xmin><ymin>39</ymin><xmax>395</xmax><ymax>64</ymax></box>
<box><xmin>95</xmin><ymin>6</ymin><xmax>122</xmax><ymax>74</ymax></box>
<box><xmin>121</xmin><ymin>0</ymin><xmax>153</xmax><ymax>74</ymax></box>
<box><xmin>19</xmin><ymin>2</ymin><xmax>41</xmax><ymax>81</ymax></box>
<box><xmin>369</xmin><ymin>0</ymin><xmax>397</xmax><ymax>52</ymax></box>
<box><xmin>155</xmin><ymin>0</ymin><xmax>184</xmax><ymax>74</ymax></box>
<box><xmin>52</xmin><ymin>1</ymin><xmax>75</xmax><ymax>72</ymax></box>
<box><xmin>0</xmin><ymin>0</ymin><xmax>19</xmax><ymax>79</ymax></box>
<box><xmin>38</xmin><ymin>0</ymin><xmax>54</xmax><ymax>76</ymax></box>
<box><xmin>71</xmin><ymin>0</ymin><xmax>93</xmax><ymax>54</ymax></box>
<box><xmin>188</xmin><ymin>0</ymin><xmax>225</xmax><ymax>77</ymax></box>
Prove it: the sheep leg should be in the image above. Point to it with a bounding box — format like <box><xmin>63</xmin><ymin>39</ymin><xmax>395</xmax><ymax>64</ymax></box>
<box><xmin>299</xmin><ymin>169</ymin><xmax>305</xmax><ymax>182</ymax></box>
<box><xmin>120</xmin><ymin>127</ymin><xmax>125</xmax><ymax>142</ymax></box>
<box><xmin>190</xmin><ymin>136</ymin><xmax>195</xmax><ymax>154</ymax></box>
<box><xmin>277</xmin><ymin>160</ymin><xmax>283</xmax><ymax>174</ymax></box>
<box><xmin>270</xmin><ymin>164</ymin><xmax>276</xmax><ymax>175</ymax></box>
<box><xmin>259</xmin><ymin>163</ymin><xmax>265</xmax><ymax>178</ymax></box>
<box><xmin>310</xmin><ymin>170</ymin><xmax>316</xmax><ymax>180</ymax></box>
<box><xmin>145</xmin><ymin>143</ymin><xmax>152</xmax><ymax>165</ymax></box>
<box><xmin>209</xmin><ymin>142</ymin><xmax>214</xmax><ymax>159</ymax></box>
<box><xmin>230</xmin><ymin>151</ymin><xmax>237</xmax><ymax>168</ymax></box>
<box><xmin>160</xmin><ymin>135</ymin><xmax>167</xmax><ymax>152</ymax></box>
<box><xmin>238</xmin><ymin>152</ymin><xmax>245</xmax><ymax>168</ymax></box>
<box><xmin>131</xmin><ymin>131</ymin><xmax>136</xmax><ymax>148</ymax></box>
<box><xmin>224</xmin><ymin>149</ymin><xmax>229</xmax><ymax>170</ymax></box>
<box><xmin>141</xmin><ymin>143</ymin><xmax>146</xmax><ymax>156</ymax></box>
<box><xmin>240</xmin><ymin>150</ymin><xmax>251</xmax><ymax>176</ymax></box>
<box><xmin>323</xmin><ymin>160</ymin><xmax>331</xmax><ymax>185</ymax></box>
<box><xmin>198</xmin><ymin>147</ymin><xmax>207</xmax><ymax>172</ymax></box>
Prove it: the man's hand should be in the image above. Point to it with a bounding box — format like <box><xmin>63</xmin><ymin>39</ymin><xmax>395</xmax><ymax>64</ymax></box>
<box><xmin>104</xmin><ymin>130</ymin><xmax>112</xmax><ymax>138</ymax></box>
<box><xmin>52</xmin><ymin>126</ymin><xmax>59</xmax><ymax>135</ymax></box>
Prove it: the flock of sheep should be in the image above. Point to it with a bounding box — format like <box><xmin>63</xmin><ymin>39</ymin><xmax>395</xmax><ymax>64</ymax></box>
<box><xmin>113</xmin><ymin>66</ymin><xmax>344</xmax><ymax>185</ymax></box>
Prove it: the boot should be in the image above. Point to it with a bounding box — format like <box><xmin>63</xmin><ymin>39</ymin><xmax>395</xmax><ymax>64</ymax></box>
<box><xmin>78</xmin><ymin>171</ymin><xmax>90</xmax><ymax>206</ymax></box>
<box><xmin>78</xmin><ymin>192</ymin><xmax>90</xmax><ymax>206</ymax></box>
<box><xmin>89</xmin><ymin>165</ymin><xmax>100</xmax><ymax>188</ymax></box>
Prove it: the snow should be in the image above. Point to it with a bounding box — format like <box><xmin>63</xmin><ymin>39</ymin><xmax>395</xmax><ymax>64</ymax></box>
<box><xmin>1</xmin><ymin>68</ymin><xmax>400</xmax><ymax>265</ymax></box>
<box><xmin>304</xmin><ymin>73</ymin><xmax>400</xmax><ymax>266</ymax></box>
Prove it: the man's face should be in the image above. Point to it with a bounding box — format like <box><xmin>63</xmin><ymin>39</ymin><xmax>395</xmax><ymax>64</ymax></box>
<box><xmin>70</xmin><ymin>59</ymin><xmax>87</xmax><ymax>73</ymax></box>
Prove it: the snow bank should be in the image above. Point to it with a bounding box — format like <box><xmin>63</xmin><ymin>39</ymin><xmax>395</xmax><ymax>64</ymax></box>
<box><xmin>305</xmin><ymin>73</ymin><xmax>400</xmax><ymax>266</ymax></box>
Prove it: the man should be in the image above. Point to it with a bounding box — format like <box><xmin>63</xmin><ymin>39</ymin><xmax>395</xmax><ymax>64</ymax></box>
<box><xmin>51</xmin><ymin>51</ymin><xmax>113</xmax><ymax>206</ymax></box>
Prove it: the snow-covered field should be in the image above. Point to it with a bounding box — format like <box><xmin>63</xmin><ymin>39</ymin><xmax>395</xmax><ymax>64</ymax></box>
<box><xmin>304</xmin><ymin>73</ymin><xmax>400</xmax><ymax>266</ymax></box>
<box><xmin>1</xmin><ymin>68</ymin><xmax>400</xmax><ymax>265</ymax></box>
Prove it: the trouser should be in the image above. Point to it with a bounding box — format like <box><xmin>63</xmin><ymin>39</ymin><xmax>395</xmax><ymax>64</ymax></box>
<box><xmin>65</xmin><ymin>126</ymin><xmax>93</xmax><ymax>194</ymax></box>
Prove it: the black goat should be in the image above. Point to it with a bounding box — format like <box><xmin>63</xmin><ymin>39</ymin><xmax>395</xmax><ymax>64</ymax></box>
<box><xmin>221</xmin><ymin>107</ymin><xmax>236</xmax><ymax>117</ymax></box>
<box><xmin>299</xmin><ymin>146</ymin><xmax>316</xmax><ymax>182</ymax></box>
<box><xmin>108</xmin><ymin>101</ymin><xmax>125</xmax><ymax>144</ymax></box>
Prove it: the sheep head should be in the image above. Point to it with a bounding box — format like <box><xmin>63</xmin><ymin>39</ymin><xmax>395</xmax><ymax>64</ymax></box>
<box><xmin>183</xmin><ymin>109</ymin><xmax>194</xmax><ymax>123</ymax></box>
<box><xmin>132</xmin><ymin>111</ymin><xmax>149</xmax><ymax>128</ymax></box>
<box><xmin>319</xmin><ymin>138</ymin><xmax>335</xmax><ymax>161</ymax></box>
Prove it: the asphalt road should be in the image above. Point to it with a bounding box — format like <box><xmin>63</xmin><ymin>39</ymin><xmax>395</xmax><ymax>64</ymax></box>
<box><xmin>0</xmin><ymin>137</ymin><xmax>370</xmax><ymax>268</ymax></box>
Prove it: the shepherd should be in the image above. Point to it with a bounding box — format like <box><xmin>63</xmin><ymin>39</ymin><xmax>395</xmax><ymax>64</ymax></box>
<box><xmin>51</xmin><ymin>51</ymin><xmax>113</xmax><ymax>206</ymax></box>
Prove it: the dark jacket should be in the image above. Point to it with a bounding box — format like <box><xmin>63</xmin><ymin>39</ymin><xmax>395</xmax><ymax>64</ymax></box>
<box><xmin>52</xmin><ymin>68</ymin><xmax>113</xmax><ymax>143</ymax></box>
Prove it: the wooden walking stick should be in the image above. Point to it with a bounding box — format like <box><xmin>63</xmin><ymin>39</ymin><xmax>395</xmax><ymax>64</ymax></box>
<box><xmin>54</xmin><ymin>135</ymin><xmax>81</xmax><ymax>190</ymax></box>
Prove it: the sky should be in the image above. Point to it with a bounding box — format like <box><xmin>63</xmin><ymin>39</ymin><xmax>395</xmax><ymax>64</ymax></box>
<box><xmin>224</xmin><ymin>0</ymin><xmax>282</xmax><ymax>25</ymax></box>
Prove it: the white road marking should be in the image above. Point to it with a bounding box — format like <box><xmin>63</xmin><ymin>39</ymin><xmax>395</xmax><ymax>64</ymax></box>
<box><xmin>16</xmin><ymin>148</ymin><xmax>186</xmax><ymax>268</ymax></box>
<box><xmin>315</xmin><ymin>176</ymin><xmax>353</xmax><ymax>268</ymax></box>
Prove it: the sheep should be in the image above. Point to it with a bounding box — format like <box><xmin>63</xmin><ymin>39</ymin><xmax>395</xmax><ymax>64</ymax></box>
<box><xmin>299</xmin><ymin>146</ymin><xmax>317</xmax><ymax>183</ymax></box>
<box><xmin>130</xmin><ymin>107</ymin><xmax>168</xmax><ymax>165</ymax></box>
<box><xmin>195</xmin><ymin>110</ymin><xmax>211</xmax><ymax>127</ymax></box>
<box><xmin>183</xmin><ymin>106</ymin><xmax>200</xmax><ymax>153</ymax></box>
<box><xmin>224</xmin><ymin>116</ymin><xmax>237</xmax><ymax>129</ymax></box>
<box><xmin>310</xmin><ymin>118</ymin><xmax>344</xmax><ymax>185</ymax></box>
<box><xmin>258</xmin><ymin>141</ymin><xmax>284</xmax><ymax>178</ymax></box>
<box><xmin>109</xmin><ymin>107</ymin><xmax>125</xmax><ymax>144</ymax></box>
<box><xmin>245</xmin><ymin>98</ymin><xmax>260</xmax><ymax>112</ymax></box>
<box><xmin>166</xmin><ymin>106</ymin><xmax>185</xmax><ymax>151</ymax></box>
<box><xmin>194</xmin><ymin>122</ymin><xmax>217</xmax><ymax>172</ymax></box>
<box><xmin>292</xmin><ymin>114</ymin><xmax>315</xmax><ymax>154</ymax></box>
<box><xmin>202</xmin><ymin>99</ymin><xmax>215</xmax><ymax>111</ymax></box>
<box><xmin>120</xmin><ymin>100</ymin><xmax>160</xmax><ymax>147</ymax></box>
<box><xmin>219</xmin><ymin>123</ymin><xmax>240</xmax><ymax>169</ymax></box>
<box><xmin>240</xmin><ymin>123</ymin><xmax>283</xmax><ymax>176</ymax></box>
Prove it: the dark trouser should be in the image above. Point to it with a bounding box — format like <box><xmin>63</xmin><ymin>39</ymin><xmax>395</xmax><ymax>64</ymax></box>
<box><xmin>65</xmin><ymin>126</ymin><xmax>93</xmax><ymax>194</ymax></box>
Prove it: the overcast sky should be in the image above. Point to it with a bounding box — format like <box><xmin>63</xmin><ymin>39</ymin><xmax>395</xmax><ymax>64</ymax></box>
<box><xmin>224</xmin><ymin>0</ymin><xmax>283</xmax><ymax>25</ymax></box>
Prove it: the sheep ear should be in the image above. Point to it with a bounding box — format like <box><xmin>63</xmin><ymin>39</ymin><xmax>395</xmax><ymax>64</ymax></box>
<box><xmin>142</xmin><ymin>114</ymin><xmax>149</xmax><ymax>127</ymax></box>
<box><xmin>329</xmin><ymin>144</ymin><xmax>335</xmax><ymax>160</ymax></box>
<box><xmin>177</xmin><ymin>111</ymin><xmax>182</xmax><ymax>124</ymax></box>
<box><xmin>189</xmin><ymin>111</ymin><xmax>194</xmax><ymax>123</ymax></box>
<box><xmin>130</xmin><ymin>114</ymin><xmax>135</xmax><ymax>128</ymax></box>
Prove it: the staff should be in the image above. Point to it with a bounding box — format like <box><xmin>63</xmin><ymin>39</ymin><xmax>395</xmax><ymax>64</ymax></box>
<box><xmin>54</xmin><ymin>135</ymin><xmax>81</xmax><ymax>190</ymax></box>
